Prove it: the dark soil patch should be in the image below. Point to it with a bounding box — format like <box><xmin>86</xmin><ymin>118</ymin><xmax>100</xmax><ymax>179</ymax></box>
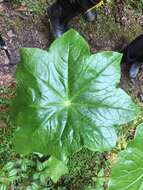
<box><xmin>0</xmin><ymin>2</ymin><xmax>51</xmax><ymax>86</ymax></box>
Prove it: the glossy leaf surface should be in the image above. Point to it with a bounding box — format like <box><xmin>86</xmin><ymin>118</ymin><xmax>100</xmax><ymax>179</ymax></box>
<box><xmin>12</xmin><ymin>29</ymin><xmax>139</xmax><ymax>159</ymax></box>
<box><xmin>108</xmin><ymin>124</ymin><xmax>143</xmax><ymax>190</ymax></box>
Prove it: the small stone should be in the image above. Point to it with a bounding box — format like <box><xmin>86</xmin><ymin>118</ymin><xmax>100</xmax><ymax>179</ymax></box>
<box><xmin>7</xmin><ymin>30</ymin><xmax>15</xmax><ymax>38</ymax></box>
<box><xmin>138</xmin><ymin>16</ymin><xmax>143</xmax><ymax>26</ymax></box>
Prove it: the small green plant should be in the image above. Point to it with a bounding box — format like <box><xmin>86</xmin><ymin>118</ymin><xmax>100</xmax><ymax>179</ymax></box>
<box><xmin>0</xmin><ymin>157</ymin><xmax>35</xmax><ymax>189</ymax></box>
<box><xmin>0</xmin><ymin>150</ymin><xmax>109</xmax><ymax>189</ymax></box>
<box><xmin>0</xmin><ymin>162</ymin><xmax>17</xmax><ymax>190</ymax></box>
<box><xmin>11</xmin><ymin>29</ymin><xmax>140</xmax><ymax>182</ymax></box>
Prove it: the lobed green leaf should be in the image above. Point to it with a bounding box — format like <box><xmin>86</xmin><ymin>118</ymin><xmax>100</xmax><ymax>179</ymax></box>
<box><xmin>11</xmin><ymin>29</ymin><xmax>139</xmax><ymax>160</ymax></box>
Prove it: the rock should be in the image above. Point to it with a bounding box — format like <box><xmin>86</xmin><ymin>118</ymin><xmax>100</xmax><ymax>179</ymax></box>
<box><xmin>7</xmin><ymin>30</ymin><xmax>15</xmax><ymax>38</ymax></box>
<box><xmin>138</xmin><ymin>15</ymin><xmax>143</xmax><ymax>26</ymax></box>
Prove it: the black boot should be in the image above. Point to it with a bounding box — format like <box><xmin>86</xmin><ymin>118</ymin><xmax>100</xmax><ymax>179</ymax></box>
<box><xmin>47</xmin><ymin>0</ymin><xmax>81</xmax><ymax>38</ymax></box>
<box><xmin>83</xmin><ymin>10</ymin><xmax>97</xmax><ymax>22</ymax></box>
<box><xmin>47</xmin><ymin>3</ymin><xmax>68</xmax><ymax>38</ymax></box>
<box><xmin>122</xmin><ymin>34</ymin><xmax>143</xmax><ymax>79</ymax></box>
<box><xmin>47</xmin><ymin>0</ymin><xmax>99</xmax><ymax>38</ymax></box>
<box><xmin>129</xmin><ymin>62</ymin><xmax>141</xmax><ymax>79</ymax></box>
<box><xmin>81</xmin><ymin>0</ymin><xmax>98</xmax><ymax>22</ymax></box>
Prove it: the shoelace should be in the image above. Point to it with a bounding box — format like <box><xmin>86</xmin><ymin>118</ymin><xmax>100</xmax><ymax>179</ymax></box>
<box><xmin>85</xmin><ymin>0</ymin><xmax>104</xmax><ymax>14</ymax></box>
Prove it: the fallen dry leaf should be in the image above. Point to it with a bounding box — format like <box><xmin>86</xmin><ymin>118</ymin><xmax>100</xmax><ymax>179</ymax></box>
<box><xmin>0</xmin><ymin>3</ymin><xmax>7</xmax><ymax>12</ymax></box>
<box><xmin>7</xmin><ymin>30</ymin><xmax>15</xmax><ymax>38</ymax></box>
<box><xmin>16</xmin><ymin>5</ymin><xmax>28</xmax><ymax>12</ymax></box>
<box><xmin>0</xmin><ymin>120</ymin><xmax>7</xmax><ymax>129</ymax></box>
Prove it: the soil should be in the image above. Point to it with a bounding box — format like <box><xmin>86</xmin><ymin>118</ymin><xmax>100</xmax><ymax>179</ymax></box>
<box><xmin>0</xmin><ymin>2</ymin><xmax>143</xmax><ymax>98</ymax></box>
<box><xmin>0</xmin><ymin>2</ymin><xmax>51</xmax><ymax>87</ymax></box>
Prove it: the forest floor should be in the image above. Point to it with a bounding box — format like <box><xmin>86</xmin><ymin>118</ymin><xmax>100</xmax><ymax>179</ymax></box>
<box><xmin>0</xmin><ymin>1</ymin><xmax>143</xmax><ymax>98</ymax></box>
<box><xmin>0</xmin><ymin>1</ymin><xmax>143</xmax><ymax>190</ymax></box>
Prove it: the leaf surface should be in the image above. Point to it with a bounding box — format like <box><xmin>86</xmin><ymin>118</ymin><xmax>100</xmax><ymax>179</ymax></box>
<box><xmin>108</xmin><ymin>124</ymin><xmax>143</xmax><ymax>190</ymax></box>
<box><xmin>45</xmin><ymin>156</ymin><xmax>68</xmax><ymax>183</ymax></box>
<box><xmin>12</xmin><ymin>29</ymin><xmax>139</xmax><ymax>159</ymax></box>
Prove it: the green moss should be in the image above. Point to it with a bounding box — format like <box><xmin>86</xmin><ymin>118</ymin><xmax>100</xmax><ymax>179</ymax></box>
<box><xmin>12</xmin><ymin>0</ymin><xmax>48</xmax><ymax>14</ymax></box>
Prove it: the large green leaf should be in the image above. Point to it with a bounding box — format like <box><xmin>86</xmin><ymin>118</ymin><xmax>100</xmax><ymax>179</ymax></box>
<box><xmin>108</xmin><ymin>123</ymin><xmax>143</xmax><ymax>190</ymax></box>
<box><xmin>11</xmin><ymin>29</ymin><xmax>139</xmax><ymax>160</ymax></box>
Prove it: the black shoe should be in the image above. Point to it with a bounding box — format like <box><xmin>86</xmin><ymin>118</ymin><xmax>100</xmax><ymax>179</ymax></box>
<box><xmin>129</xmin><ymin>62</ymin><xmax>141</xmax><ymax>79</ymax></box>
<box><xmin>83</xmin><ymin>10</ymin><xmax>97</xmax><ymax>22</ymax></box>
<box><xmin>47</xmin><ymin>4</ymin><xmax>68</xmax><ymax>38</ymax></box>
